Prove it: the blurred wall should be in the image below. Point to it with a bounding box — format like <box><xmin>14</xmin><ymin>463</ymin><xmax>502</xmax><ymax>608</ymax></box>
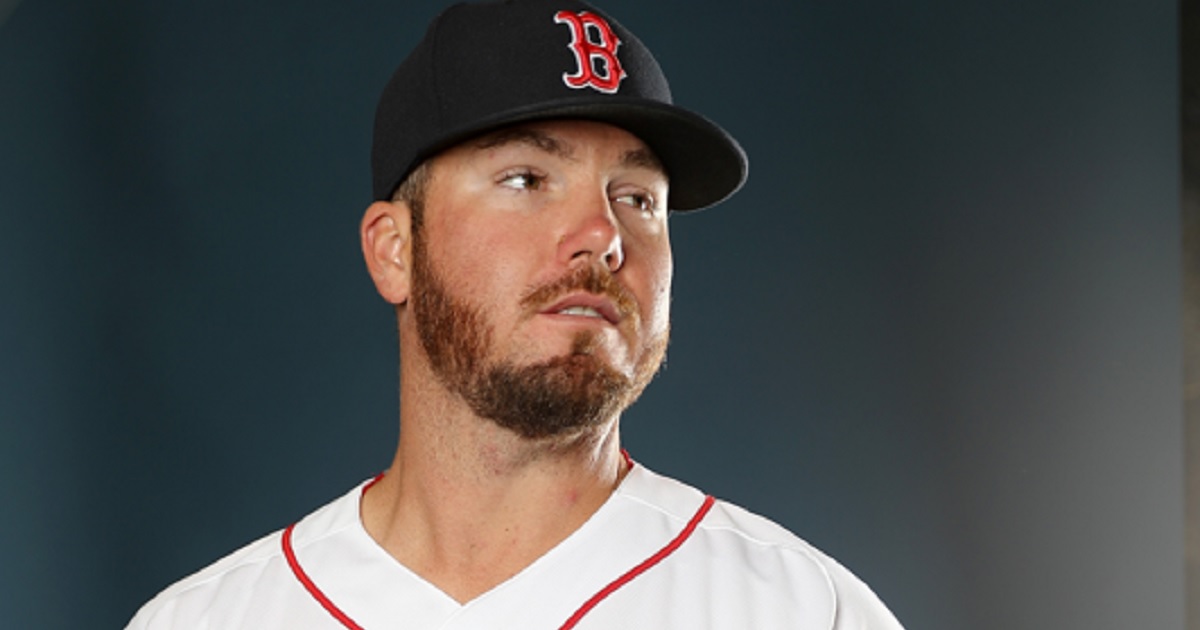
<box><xmin>0</xmin><ymin>1</ymin><xmax>1182</xmax><ymax>628</ymax></box>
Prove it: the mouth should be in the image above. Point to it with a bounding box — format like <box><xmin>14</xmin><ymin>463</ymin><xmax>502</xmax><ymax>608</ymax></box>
<box><xmin>542</xmin><ymin>293</ymin><xmax>622</xmax><ymax>326</ymax></box>
<box><xmin>522</xmin><ymin>266</ymin><xmax>638</xmax><ymax>329</ymax></box>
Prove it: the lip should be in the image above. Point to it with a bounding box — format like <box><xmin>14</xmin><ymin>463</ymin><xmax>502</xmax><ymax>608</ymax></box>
<box><xmin>540</xmin><ymin>292</ymin><xmax>622</xmax><ymax>325</ymax></box>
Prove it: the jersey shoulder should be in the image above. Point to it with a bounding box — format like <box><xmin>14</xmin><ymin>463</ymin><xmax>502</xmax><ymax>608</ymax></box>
<box><xmin>623</xmin><ymin>465</ymin><xmax>905</xmax><ymax>629</ymax></box>
<box><xmin>124</xmin><ymin>482</ymin><xmax>364</xmax><ymax>630</ymax></box>
<box><xmin>708</xmin><ymin>498</ymin><xmax>904</xmax><ymax>629</ymax></box>
<box><xmin>124</xmin><ymin>526</ymin><xmax>286</xmax><ymax>629</ymax></box>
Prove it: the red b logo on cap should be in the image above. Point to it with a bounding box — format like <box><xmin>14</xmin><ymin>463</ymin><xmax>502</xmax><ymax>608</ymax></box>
<box><xmin>554</xmin><ymin>10</ymin><xmax>626</xmax><ymax>94</ymax></box>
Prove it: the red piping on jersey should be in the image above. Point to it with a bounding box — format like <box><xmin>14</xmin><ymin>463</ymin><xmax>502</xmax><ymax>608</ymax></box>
<box><xmin>282</xmin><ymin>468</ymin><xmax>715</xmax><ymax>630</ymax></box>
<box><xmin>557</xmin><ymin>494</ymin><xmax>716</xmax><ymax>630</ymax></box>
<box><xmin>281</xmin><ymin>474</ymin><xmax>383</xmax><ymax>630</ymax></box>
<box><xmin>282</xmin><ymin>523</ymin><xmax>365</xmax><ymax>630</ymax></box>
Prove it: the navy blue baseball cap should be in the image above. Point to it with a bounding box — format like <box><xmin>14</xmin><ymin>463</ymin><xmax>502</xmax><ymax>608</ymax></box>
<box><xmin>371</xmin><ymin>0</ymin><xmax>747</xmax><ymax>211</ymax></box>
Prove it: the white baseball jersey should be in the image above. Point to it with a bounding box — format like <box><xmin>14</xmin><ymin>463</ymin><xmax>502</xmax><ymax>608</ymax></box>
<box><xmin>127</xmin><ymin>463</ymin><xmax>903</xmax><ymax>629</ymax></box>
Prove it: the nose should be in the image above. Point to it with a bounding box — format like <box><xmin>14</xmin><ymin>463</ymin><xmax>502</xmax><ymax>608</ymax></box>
<box><xmin>557</xmin><ymin>189</ymin><xmax>624</xmax><ymax>272</ymax></box>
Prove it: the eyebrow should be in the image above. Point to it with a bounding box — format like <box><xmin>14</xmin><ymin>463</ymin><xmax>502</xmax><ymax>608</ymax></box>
<box><xmin>474</xmin><ymin>127</ymin><xmax>575</xmax><ymax>161</ymax></box>
<box><xmin>473</xmin><ymin>126</ymin><xmax>668</xmax><ymax>178</ymax></box>
<box><xmin>620</xmin><ymin>147</ymin><xmax>666</xmax><ymax>177</ymax></box>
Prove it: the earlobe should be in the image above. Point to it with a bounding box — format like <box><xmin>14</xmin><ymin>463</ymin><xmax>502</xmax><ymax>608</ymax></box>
<box><xmin>360</xmin><ymin>200</ymin><xmax>412</xmax><ymax>304</ymax></box>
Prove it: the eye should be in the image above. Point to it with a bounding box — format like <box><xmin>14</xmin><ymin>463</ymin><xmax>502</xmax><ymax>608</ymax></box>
<box><xmin>615</xmin><ymin>191</ymin><xmax>658</xmax><ymax>215</ymax></box>
<box><xmin>498</xmin><ymin>169</ymin><xmax>546</xmax><ymax>191</ymax></box>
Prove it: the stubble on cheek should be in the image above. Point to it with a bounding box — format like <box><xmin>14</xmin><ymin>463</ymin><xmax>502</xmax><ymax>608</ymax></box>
<box><xmin>410</xmin><ymin>242</ymin><xmax>491</xmax><ymax>386</ymax></box>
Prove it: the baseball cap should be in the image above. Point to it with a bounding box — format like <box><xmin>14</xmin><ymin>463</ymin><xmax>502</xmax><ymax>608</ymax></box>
<box><xmin>371</xmin><ymin>0</ymin><xmax>747</xmax><ymax>211</ymax></box>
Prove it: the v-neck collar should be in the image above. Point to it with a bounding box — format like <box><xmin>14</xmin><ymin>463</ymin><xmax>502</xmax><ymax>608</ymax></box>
<box><xmin>283</xmin><ymin>464</ymin><xmax>712</xmax><ymax>629</ymax></box>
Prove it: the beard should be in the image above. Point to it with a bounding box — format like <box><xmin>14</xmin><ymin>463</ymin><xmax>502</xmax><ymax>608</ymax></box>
<box><xmin>409</xmin><ymin>230</ymin><xmax>667</xmax><ymax>440</ymax></box>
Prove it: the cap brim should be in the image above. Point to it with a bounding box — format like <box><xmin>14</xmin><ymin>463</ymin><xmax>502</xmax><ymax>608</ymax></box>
<box><xmin>412</xmin><ymin>97</ymin><xmax>748</xmax><ymax>212</ymax></box>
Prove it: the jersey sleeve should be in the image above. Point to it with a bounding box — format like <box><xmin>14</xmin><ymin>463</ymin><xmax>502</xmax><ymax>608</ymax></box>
<box><xmin>823</xmin><ymin>555</ymin><xmax>905</xmax><ymax>630</ymax></box>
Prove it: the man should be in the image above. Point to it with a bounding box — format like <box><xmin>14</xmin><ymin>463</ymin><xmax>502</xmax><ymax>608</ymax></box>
<box><xmin>128</xmin><ymin>0</ymin><xmax>904</xmax><ymax>627</ymax></box>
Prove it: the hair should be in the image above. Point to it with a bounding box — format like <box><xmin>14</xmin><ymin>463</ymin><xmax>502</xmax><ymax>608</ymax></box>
<box><xmin>391</xmin><ymin>161</ymin><xmax>432</xmax><ymax>233</ymax></box>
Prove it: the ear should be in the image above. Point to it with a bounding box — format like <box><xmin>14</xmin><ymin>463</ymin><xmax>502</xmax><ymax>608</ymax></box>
<box><xmin>360</xmin><ymin>200</ymin><xmax>413</xmax><ymax>305</ymax></box>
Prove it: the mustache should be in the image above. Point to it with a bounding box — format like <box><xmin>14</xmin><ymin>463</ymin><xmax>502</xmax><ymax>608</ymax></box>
<box><xmin>520</xmin><ymin>266</ymin><xmax>638</xmax><ymax>321</ymax></box>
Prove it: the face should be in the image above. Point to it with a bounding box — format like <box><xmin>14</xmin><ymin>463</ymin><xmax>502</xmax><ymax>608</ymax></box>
<box><xmin>408</xmin><ymin>120</ymin><xmax>673</xmax><ymax>439</ymax></box>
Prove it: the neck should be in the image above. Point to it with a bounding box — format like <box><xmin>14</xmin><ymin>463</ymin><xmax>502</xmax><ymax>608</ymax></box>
<box><xmin>361</xmin><ymin>359</ymin><xmax>629</xmax><ymax>603</ymax></box>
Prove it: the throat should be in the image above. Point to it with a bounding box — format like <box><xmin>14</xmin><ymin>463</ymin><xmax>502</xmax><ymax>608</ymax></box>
<box><xmin>360</xmin><ymin>444</ymin><xmax>629</xmax><ymax>603</ymax></box>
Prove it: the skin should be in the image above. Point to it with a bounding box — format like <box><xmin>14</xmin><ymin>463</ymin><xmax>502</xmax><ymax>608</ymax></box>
<box><xmin>357</xmin><ymin>120</ymin><xmax>673</xmax><ymax>603</ymax></box>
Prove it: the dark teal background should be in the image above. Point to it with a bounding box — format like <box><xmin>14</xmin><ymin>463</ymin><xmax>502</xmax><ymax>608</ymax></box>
<box><xmin>0</xmin><ymin>1</ymin><xmax>1183</xmax><ymax>628</ymax></box>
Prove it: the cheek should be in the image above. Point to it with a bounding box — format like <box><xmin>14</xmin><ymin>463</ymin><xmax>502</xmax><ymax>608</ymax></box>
<box><xmin>640</xmin><ymin>248</ymin><xmax>673</xmax><ymax>337</ymax></box>
<box><xmin>433</xmin><ymin>220</ymin><xmax>533</xmax><ymax>307</ymax></box>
